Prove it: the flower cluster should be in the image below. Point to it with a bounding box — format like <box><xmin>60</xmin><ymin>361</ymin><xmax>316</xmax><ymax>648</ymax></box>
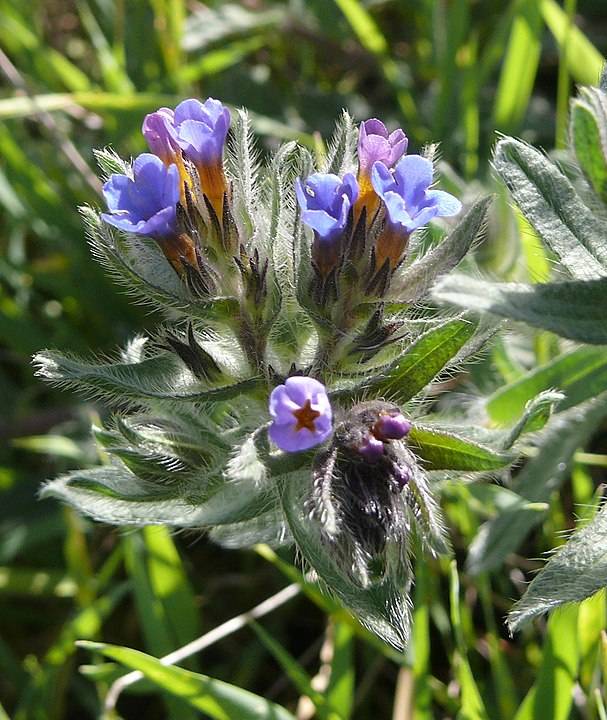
<box><xmin>40</xmin><ymin>97</ymin><xmax>482</xmax><ymax>648</ymax></box>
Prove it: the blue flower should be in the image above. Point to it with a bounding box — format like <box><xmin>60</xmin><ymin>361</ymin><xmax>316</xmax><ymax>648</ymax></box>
<box><xmin>268</xmin><ymin>377</ymin><xmax>333</xmax><ymax>452</ymax></box>
<box><xmin>295</xmin><ymin>173</ymin><xmax>359</xmax><ymax>243</ymax></box>
<box><xmin>172</xmin><ymin>98</ymin><xmax>231</xmax><ymax>168</ymax></box>
<box><xmin>371</xmin><ymin>155</ymin><xmax>462</xmax><ymax>233</ymax></box>
<box><xmin>101</xmin><ymin>154</ymin><xmax>180</xmax><ymax>238</ymax></box>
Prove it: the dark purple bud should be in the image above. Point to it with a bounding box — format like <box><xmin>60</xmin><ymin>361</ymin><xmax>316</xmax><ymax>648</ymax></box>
<box><xmin>357</xmin><ymin>433</ymin><xmax>385</xmax><ymax>462</ymax></box>
<box><xmin>390</xmin><ymin>462</ymin><xmax>411</xmax><ymax>490</ymax></box>
<box><xmin>373</xmin><ymin>413</ymin><xmax>412</xmax><ymax>441</ymax></box>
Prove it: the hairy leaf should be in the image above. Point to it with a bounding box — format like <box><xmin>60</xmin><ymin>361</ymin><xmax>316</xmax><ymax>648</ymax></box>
<box><xmin>571</xmin><ymin>87</ymin><xmax>607</xmax><ymax>203</ymax></box>
<box><xmin>408</xmin><ymin>425</ymin><xmax>514</xmax><ymax>471</ymax></box>
<box><xmin>434</xmin><ymin>275</ymin><xmax>607</xmax><ymax>344</ymax></box>
<box><xmin>508</xmin><ymin>503</ymin><xmax>607</xmax><ymax>631</ymax></box>
<box><xmin>390</xmin><ymin>196</ymin><xmax>492</xmax><ymax>303</ymax></box>
<box><xmin>467</xmin><ymin>395</ymin><xmax>607</xmax><ymax>574</ymax></box>
<box><xmin>279</xmin><ymin>472</ymin><xmax>412</xmax><ymax>650</ymax></box>
<box><xmin>493</xmin><ymin>137</ymin><xmax>607</xmax><ymax>277</ymax></box>
<box><xmin>332</xmin><ymin>317</ymin><xmax>478</xmax><ymax>404</ymax></box>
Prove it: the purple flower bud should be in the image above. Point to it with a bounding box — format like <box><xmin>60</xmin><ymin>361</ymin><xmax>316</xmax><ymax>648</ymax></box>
<box><xmin>173</xmin><ymin>98</ymin><xmax>231</xmax><ymax>168</ymax></box>
<box><xmin>390</xmin><ymin>462</ymin><xmax>411</xmax><ymax>490</ymax></box>
<box><xmin>373</xmin><ymin>413</ymin><xmax>412</xmax><ymax>441</ymax></box>
<box><xmin>268</xmin><ymin>377</ymin><xmax>332</xmax><ymax>452</ymax></box>
<box><xmin>142</xmin><ymin>108</ymin><xmax>180</xmax><ymax>165</ymax></box>
<box><xmin>101</xmin><ymin>153</ymin><xmax>180</xmax><ymax>238</ymax></box>
<box><xmin>295</xmin><ymin>173</ymin><xmax>359</xmax><ymax>243</ymax></box>
<box><xmin>371</xmin><ymin>155</ymin><xmax>462</xmax><ymax>234</ymax></box>
<box><xmin>358</xmin><ymin>119</ymin><xmax>408</xmax><ymax>177</ymax></box>
<box><xmin>357</xmin><ymin>433</ymin><xmax>385</xmax><ymax>462</ymax></box>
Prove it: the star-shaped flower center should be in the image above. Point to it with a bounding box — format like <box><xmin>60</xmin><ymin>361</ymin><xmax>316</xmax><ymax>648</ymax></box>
<box><xmin>293</xmin><ymin>399</ymin><xmax>320</xmax><ymax>432</ymax></box>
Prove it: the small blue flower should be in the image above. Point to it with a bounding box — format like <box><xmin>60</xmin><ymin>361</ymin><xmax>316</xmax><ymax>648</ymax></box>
<box><xmin>371</xmin><ymin>155</ymin><xmax>462</xmax><ymax>233</ymax></box>
<box><xmin>268</xmin><ymin>377</ymin><xmax>333</xmax><ymax>452</ymax></box>
<box><xmin>173</xmin><ymin>98</ymin><xmax>231</xmax><ymax>168</ymax></box>
<box><xmin>101</xmin><ymin>154</ymin><xmax>180</xmax><ymax>238</ymax></box>
<box><xmin>295</xmin><ymin>173</ymin><xmax>359</xmax><ymax>242</ymax></box>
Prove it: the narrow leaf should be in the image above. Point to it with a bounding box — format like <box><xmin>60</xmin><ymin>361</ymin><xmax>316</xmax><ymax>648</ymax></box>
<box><xmin>493</xmin><ymin>137</ymin><xmax>607</xmax><ymax>277</ymax></box>
<box><xmin>434</xmin><ymin>275</ymin><xmax>607</xmax><ymax>344</ymax></box>
<box><xmin>408</xmin><ymin>425</ymin><xmax>514</xmax><ymax>471</ymax></box>
<box><xmin>79</xmin><ymin>641</ymin><xmax>296</xmax><ymax>720</ymax></box>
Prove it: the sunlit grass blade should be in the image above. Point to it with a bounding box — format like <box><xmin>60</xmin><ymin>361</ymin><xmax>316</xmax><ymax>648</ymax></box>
<box><xmin>512</xmin><ymin>605</ymin><xmax>579</xmax><ymax>720</ymax></box>
<box><xmin>493</xmin><ymin>0</ymin><xmax>543</xmax><ymax>132</ymax></box>
<box><xmin>78</xmin><ymin>640</ymin><xmax>297</xmax><ymax>720</ymax></box>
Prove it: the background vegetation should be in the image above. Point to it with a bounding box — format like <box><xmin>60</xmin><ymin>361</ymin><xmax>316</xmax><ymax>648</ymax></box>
<box><xmin>1</xmin><ymin>1</ymin><xmax>607</xmax><ymax>718</ymax></box>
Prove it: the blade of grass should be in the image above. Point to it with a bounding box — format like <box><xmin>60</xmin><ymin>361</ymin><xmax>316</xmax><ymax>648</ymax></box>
<box><xmin>449</xmin><ymin>561</ymin><xmax>489</xmax><ymax>720</ymax></box>
<box><xmin>513</xmin><ymin>605</ymin><xmax>579</xmax><ymax>720</ymax></box>
<box><xmin>541</xmin><ymin>0</ymin><xmax>605</xmax><ymax>85</ymax></box>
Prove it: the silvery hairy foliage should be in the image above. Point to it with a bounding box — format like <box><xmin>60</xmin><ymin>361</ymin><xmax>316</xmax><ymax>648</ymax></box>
<box><xmin>35</xmin><ymin>107</ymin><xmax>555</xmax><ymax>648</ymax></box>
<box><xmin>433</xmin><ymin>70</ymin><xmax>607</xmax><ymax>630</ymax></box>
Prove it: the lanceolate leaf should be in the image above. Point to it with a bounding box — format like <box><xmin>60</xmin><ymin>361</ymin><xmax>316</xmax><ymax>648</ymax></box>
<box><xmin>571</xmin><ymin>87</ymin><xmax>607</xmax><ymax>203</ymax></box>
<box><xmin>33</xmin><ymin>349</ymin><xmax>263</xmax><ymax>405</ymax></box>
<box><xmin>486</xmin><ymin>346</ymin><xmax>607</xmax><ymax>425</ymax></box>
<box><xmin>408</xmin><ymin>425</ymin><xmax>514</xmax><ymax>471</ymax></box>
<box><xmin>78</xmin><ymin>641</ymin><xmax>296</xmax><ymax>720</ymax></box>
<box><xmin>467</xmin><ymin>395</ymin><xmax>607</xmax><ymax>574</ymax></box>
<box><xmin>434</xmin><ymin>275</ymin><xmax>607</xmax><ymax>344</ymax></box>
<box><xmin>493</xmin><ymin>137</ymin><xmax>607</xmax><ymax>277</ymax></box>
<box><xmin>332</xmin><ymin>317</ymin><xmax>478</xmax><ymax>404</ymax></box>
<box><xmin>508</xmin><ymin>502</ymin><xmax>607</xmax><ymax>631</ymax></box>
<box><xmin>41</xmin><ymin>465</ymin><xmax>282</xmax><ymax>528</ymax></box>
<box><xmin>390</xmin><ymin>196</ymin><xmax>492</xmax><ymax>303</ymax></box>
<box><xmin>279</xmin><ymin>472</ymin><xmax>412</xmax><ymax>650</ymax></box>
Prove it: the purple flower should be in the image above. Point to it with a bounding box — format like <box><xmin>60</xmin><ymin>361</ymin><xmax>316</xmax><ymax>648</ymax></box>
<box><xmin>372</xmin><ymin>155</ymin><xmax>462</xmax><ymax>234</ymax></box>
<box><xmin>172</xmin><ymin>98</ymin><xmax>231</xmax><ymax>168</ymax></box>
<box><xmin>295</xmin><ymin>173</ymin><xmax>359</xmax><ymax>242</ymax></box>
<box><xmin>372</xmin><ymin>412</ymin><xmax>412</xmax><ymax>441</ymax></box>
<box><xmin>268</xmin><ymin>377</ymin><xmax>333</xmax><ymax>452</ymax></box>
<box><xmin>142</xmin><ymin>108</ymin><xmax>180</xmax><ymax>165</ymax></box>
<box><xmin>358</xmin><ymin>119</ymin><xmax>408</xmax><ymax>177</ymax></box>
<box><xmin>101</xmin><ymin>153</ymin><xmax>180</xmax><ymax>238</ymax></box>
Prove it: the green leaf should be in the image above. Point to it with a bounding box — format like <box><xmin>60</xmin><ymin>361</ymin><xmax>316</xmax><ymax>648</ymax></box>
<box><xmin>434</xmin><ymin>275</ymin><xmax>607</xmax><ymax>344</ymax></box>
<box><xmin>493</xmin><ymin>137</ymin><xmax>607</xmax><ymax>277</ymax></box>
<box><xmin>571</xmin><ymin>88</ymin><xmax>607</xmax><ymax>203</ymax></box>
<box><xmin>391</xmin><ymin>196</ymin><xmax>492</xmax><ymax>304</ymax></box>
<box><xmin>486</xmin><ymin>347</ymin><xmax>607</xmax><ymax>425</ymax></box>
<box><xmin>325</xmin><ymin>621</ymin><xmax>355</xmax><ymax>720</ymax></box>
<box><xmin>41</xmin><ymin>465</ymin><xmax>281</xmax><ymax>528</ymax></box>
<box><xmin>322</xmin><ymin>110</ymin><xmax>358</xmax><ymax>176</ymax></box>
<box><xmin>508</xmin><ymin>503</ymin><xmax>607</xmax><ymax>631</ymax></box>
<box><xmin>332</xmin><ymin>317</ymin><xmax>478</xmax><ymax>404</ymax></box>
<box><xmin>279</xmin><ymin>472</ymin><xmax>411</xmax><ymax>650</ymax></box>
<box><xmin>407</xmin><ymin>425</ymin><xmax>514</xmax><ymax>471</ymax></box>
<box><xmin>33</xmin><ymin>348</ymin><xmax>262</xmax><ymax>405</ymax></box>
<box><xmin>78</xmin><ymin>641</ymin><xmax>296</xmax><ymax>720</ymax></box>
<box><xmin>467</xmin><ymin>395</ymin><xmax>607</xmax><ymax>574</ymax></box>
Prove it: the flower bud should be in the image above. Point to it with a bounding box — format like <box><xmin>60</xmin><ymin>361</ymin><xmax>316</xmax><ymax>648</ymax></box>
<box><xmin>373</xmin><ymin>412</ymin><xmax>412</xmax><ymax>441</ymax></box>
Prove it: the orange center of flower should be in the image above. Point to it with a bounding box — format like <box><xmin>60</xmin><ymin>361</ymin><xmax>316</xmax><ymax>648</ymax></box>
<box><xmin>293</xmin><ymin>400</ymin><xmax>320</xmax><ymax>432</ymax></box>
